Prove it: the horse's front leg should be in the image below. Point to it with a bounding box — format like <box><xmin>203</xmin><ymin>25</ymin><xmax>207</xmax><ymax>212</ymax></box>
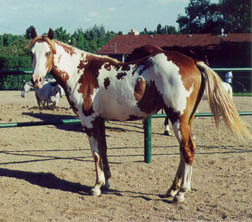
<box><xmin>90</xmin><ymin>138</ymin><xmax>106</xmax><ymax>196</ymax></box>
<box><xmin>166</xmin><ymin>155</ymin><xmax>192</xmax><ymax>202</ymax></box>
<box><xmin>85</xmin><ymin>117</ymin><xmax>111</xmax><ymax>196</ymax></box>
<box><xmin>98</xmin><ymin>118</ymin><xmax>111</xmax><ymax>190</ymax></box>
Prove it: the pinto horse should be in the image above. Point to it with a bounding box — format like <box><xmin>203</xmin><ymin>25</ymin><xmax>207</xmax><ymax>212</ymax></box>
<box><xmin>28</xmin><ymin>28</ymin><xmax>251</xmax><ymax>202</ymax></box>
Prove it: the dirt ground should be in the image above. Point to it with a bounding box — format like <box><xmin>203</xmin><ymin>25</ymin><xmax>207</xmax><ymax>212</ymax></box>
<box><xmin>0</xmin><ymin>90</ymin><xmax>251</xmax><ymax>222</ymax></box>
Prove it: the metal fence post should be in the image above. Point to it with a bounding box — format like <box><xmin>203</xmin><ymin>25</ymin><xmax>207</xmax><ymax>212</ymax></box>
<box><xmin>143</xmin><ymin>117</ymin><xmax>152</xmax><ymax>163</ymax></box>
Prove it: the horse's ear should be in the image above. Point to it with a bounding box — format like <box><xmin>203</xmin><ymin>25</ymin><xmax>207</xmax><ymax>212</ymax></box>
<box><xmin>31</xmin><ymin>27</ymin><xmax>37</xmax><ymax>39</ymax></box>
<box><xmin>48</xmin><ymin>28</ymin><xmax>54</xmax><ymax>40</ymax></box>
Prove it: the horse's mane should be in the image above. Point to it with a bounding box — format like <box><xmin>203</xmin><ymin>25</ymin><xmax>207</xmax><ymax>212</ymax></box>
<box><xmin>28</xmin><ymin>36</ymin><xmax>120</xmax><ymax>64</ymax></box>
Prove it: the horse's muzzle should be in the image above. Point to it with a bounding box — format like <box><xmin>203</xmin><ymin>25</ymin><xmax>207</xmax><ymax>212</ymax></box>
<box><xmin>31</xmin><ymin>76</ymin><xmax>43</xmax><ymax>88</ymax></box>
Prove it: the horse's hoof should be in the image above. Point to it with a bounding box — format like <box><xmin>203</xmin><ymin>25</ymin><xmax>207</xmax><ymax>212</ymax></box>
<box><xmin>91</xmin><ymin>187</ymin><xmax>102</xmax><ymax>196</ymax></box>
<box><xmin>174</xmin><ymin>193</ymin><xmax>185</xmax><ymax>203</ymax></box>
<box><xmin>165</xmin><ymin>189</ymin><xmax>176</xmax><ymax>198</ymax></box>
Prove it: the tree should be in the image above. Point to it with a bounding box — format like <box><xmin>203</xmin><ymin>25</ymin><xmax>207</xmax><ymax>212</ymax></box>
<box><xmin>140</xmin><ymin>24</ymin><xmax>178</xmax><ymax>35</ymax></box>
<box><xmin>25</xmin><ymin>26</ymin><xmax>36</xmax><ymax>39</ymax></box>
<box><xmin>177</xmin><ymin>0</ymin><xmax>223</xmax><ymax>33</ymax></box>
<box><xmin>176</xmin><ymin>0</ymin><xmax>251</xmax><ymax>34</ymax></box>
<box><xmin>219</xmin><ymin>0</ymin><xmax>251</xmax><ymax>33</ymax></box>
<box><xmin>54</xmin><ymin>27</ymin><xmax>71</xmax><ymax>43</ymax></box>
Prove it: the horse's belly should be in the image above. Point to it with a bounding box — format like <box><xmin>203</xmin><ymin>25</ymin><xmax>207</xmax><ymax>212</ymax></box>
<box><xmin>93</xmin><ymin>94</ymin><xmax>150</xmax><ymax>121</ymax></box>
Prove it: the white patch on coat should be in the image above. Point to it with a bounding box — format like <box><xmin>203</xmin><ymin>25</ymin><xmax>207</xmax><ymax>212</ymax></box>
<box><xmin>147</xmin><ymin>53</ymin><xmax>194</xmax><ymax>114</ymax></box>
<box><xmin>92</xmin><ymin>64</ymin><xmax>149</xmax><ymax>120</ymax></box>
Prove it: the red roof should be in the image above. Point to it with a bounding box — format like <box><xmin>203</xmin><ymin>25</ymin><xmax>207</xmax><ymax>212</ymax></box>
<box><xmin>98</xmin><ymin>33</ymin><xmax>252</xmax><ymax>55</ymax></box>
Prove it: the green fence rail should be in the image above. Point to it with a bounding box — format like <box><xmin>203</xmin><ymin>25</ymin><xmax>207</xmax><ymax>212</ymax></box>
<box><xmin>0</xmin><ymin>118</ymin><xmax>81</xmax><ymax>128</ymax></box>
<box><xmin>1</xmin><ymin>111</ymin><xmax>252</xmax><ymax>163</ymax></box>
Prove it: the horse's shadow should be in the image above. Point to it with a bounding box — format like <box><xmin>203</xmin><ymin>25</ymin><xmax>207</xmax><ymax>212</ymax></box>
<box><xmin>22</xmin><ymin>112</ymin><xmax>143</xmax><ymax>134</ymax></box>
<box><xmin>0</xmin><ymin>168</ymin><xmax>173</xmax><ymax>203</ymax></box>
<box><xmin>0</xmin><ymin>168</ymin><xmax>91</xmax><ymax>195</ymax></box>
<box><xmin>22</xmin><ymin>112</ymin><xmax>84</xmax><ymax>132</ymax></box>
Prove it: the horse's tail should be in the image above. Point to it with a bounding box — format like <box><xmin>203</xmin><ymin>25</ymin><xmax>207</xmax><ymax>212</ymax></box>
<box><xmin>196</xmin><ymin>61</ymin><xmax>251</xmax><ymax>140</ymax></box>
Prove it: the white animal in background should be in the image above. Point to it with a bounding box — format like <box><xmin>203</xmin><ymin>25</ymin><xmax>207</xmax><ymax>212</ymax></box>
<box><xmin>21</xmin><ymin>80</ymin><xmax>64</xmax><ymax>108</ymax></box>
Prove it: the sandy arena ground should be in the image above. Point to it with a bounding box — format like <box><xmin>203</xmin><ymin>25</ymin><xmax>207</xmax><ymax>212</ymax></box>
<box><xmin>0</xmin><ymin>90</ymin><xmax>252</xmax><ymax>222</ymax></box>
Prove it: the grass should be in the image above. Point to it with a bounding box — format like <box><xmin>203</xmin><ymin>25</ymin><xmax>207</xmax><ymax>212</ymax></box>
<box><xmin>234</xmin><ymin>92</ymin><xmax>252</xmax><ymax>97</ymax></box>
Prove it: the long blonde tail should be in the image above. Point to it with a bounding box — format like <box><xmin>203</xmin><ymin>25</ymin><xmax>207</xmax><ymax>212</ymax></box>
<box><xmin>196</xmin><ymin>61</ymin><xmax>251</xmax><ymax>140</ymax></box>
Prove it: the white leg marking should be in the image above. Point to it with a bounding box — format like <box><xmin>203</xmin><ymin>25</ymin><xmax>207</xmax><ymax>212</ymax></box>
<box><xmin>175</xmin><ymin>163</ymin><xmax>193</xmax><ymax>202</ymax></box>
<box><xmin>88</xmin><ymin>137</ymin><xmax>105</xmax><ymax>196</ymax></box>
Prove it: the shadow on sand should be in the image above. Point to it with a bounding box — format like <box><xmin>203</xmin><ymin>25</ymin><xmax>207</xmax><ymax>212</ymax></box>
<box><xmin>0</xmin><ymin>168</ymin><xmax>91</xmax><ymax>195</ymax></box>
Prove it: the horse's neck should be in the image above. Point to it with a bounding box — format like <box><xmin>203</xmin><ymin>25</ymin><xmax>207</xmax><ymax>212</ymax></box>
<box><xmin>52</xmin><ymin>42</ymin><xmax>119</xmax><ymax>91</ymax></box>
<box><xmin>51</xmin><ymin>43</ymin><xmax>85</xmax><ymax>89</ymax></box>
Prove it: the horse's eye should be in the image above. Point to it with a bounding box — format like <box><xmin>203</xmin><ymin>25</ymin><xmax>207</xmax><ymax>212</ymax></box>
<box><xmin>46</xmin><ymin>52</ymin><xmax>51</xmax><ymax>57</ymax></box>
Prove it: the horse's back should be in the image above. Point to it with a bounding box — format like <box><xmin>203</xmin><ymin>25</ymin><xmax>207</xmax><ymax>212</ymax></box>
<box><xmin>91</xmin><ymin>51</ymin><xmax>202</xmax><ymax>121</ymax></box>
<box><xmin>125</xmin><ymin>44</ymin><xmax>163</xmax><ymax>62</ymax></box>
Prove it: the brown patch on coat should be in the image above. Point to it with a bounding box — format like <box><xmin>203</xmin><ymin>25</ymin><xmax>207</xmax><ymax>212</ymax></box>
<box><xmin>78</xmin><ymin>71</ymin><xmax>98</xmax><ymax>115</ymax></box>
<box><xmin>104</xmin><ymin>63</ymin><xmax>111</xmax><ymax>71</ymax></box>
<box><xmin>78</xmin><ymin>55</ymin><xmax>108</xmax><ymax>116</ymax></box>
<box><xmin>77</xmin><ymin>59</ymin><xmax>87</xmax><ymax>74</ymax></box>
<box><xmin>165</xmin><ymin>51</ymin><xmax>201</xmax><ymax>91</ymax></box>
<box><xmin>121</xmin><ymin>64</ymin><xmax>131</xmax><ymax>71</ymax></box>
<box><xmin>104</xmin><ymin>78</ymin><xmax>110</xmax><ymax>89</ymax></box>
<box><xmin>134</xmin><ymin>78</ymin><xmax>146</xmax><ymax>101</ymax></box>
<box><xmin>116</xmin><ymin>72</ymin><xmax>127</xmax><ymax>80</ymax></box>
<box><xmin>51</xmin><ymin>67</ymin><xmax>80</xmax><ymax>114</ymax></box>
<box><xmin>137</xmin><ymin>80</ymin><xmax>163</xmax><ymax>114</ymax></box>
<box><xmin>126</xmin><ymin>44</ymin><xmax>163</xmax><ymax>62</ymax></box>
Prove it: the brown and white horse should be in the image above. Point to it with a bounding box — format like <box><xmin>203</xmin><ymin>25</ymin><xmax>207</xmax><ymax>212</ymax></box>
<box><xmin>28</xmin><ymin>28</ymin><xmax>251</xmax><ymax>202</ymax></box>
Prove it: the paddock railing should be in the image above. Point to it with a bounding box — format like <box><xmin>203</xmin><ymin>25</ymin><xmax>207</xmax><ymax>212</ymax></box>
<box><xmin>0</xmin><ymin>67</ymin><xmax>252</xmax><ymax>163</ymax></box>
<box><xmin>143</xmin><ymin>111</ymin><xmax>252</xmax><ymax>163</ymax></box>
<box><xmin>1</xmin><ymin>111</ymin><xmax>252</xmax><ymax>163</ymax></box>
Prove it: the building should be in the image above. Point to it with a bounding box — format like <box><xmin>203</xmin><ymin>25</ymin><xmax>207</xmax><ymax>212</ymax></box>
<box><xmin>98</xmin><ymin>32</ymin><xmax>252</xmax><ymax>92</ymax></box>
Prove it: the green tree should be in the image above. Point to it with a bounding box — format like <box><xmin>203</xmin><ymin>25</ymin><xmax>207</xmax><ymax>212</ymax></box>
<box><xmin>140</xmin><ymin>24</ymin><xmax>177</xmax><ymax>35</ymax></box>
<box><xmin>25</xmin><ymin>25</ymin><xmax>36</xmax><ymax>39</ymax></box>
<box><xmin>177</xmin><ymin>0</ymin><xmax>223</xmax><ymax>33</ymax></box>
<box><xmin>219</xmin><ymin>0</ymin><xmax>251</xmax><ymax>33</ymax></box>
<box><xmin>176</xmin><ymin>0</ymin><xmax>251</xmax><ymax>33</ymax></box>
<box><xmin>54</xmin><ymin>27</ymin><xmax>71</xmax><ymax>43</ymax></box>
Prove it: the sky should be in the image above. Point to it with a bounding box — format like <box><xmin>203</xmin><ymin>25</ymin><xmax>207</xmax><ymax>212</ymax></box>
<box><xmin>0</xmin><ymin>0</ymin><xmax>218</xmax><ymax>35</ymax></box>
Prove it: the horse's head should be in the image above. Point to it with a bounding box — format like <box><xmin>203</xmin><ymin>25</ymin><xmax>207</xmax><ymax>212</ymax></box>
<box><xmin>28</xmin><ymin>28</ymin><xmax>56</xmax><ymax>88</ymax></box>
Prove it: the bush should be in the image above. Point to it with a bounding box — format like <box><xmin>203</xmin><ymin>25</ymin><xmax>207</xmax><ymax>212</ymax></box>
<box><xmin>0</xmin><ymin>55</ymin><xmax>31</xmax><ymax>70</ymax></box>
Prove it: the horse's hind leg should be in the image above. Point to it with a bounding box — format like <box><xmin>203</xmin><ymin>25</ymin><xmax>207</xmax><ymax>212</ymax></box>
<box><xmin>166</xmin><ymin>116</ymin><xmax>196</xmax><ymax>202</ymax></box>
<box><xmin>164</xmin><ymin>116</ymin><xmax>172</xmax><ymax>136</ymax></box>
<box><xmin>84</xmin><ymin>117</ymin><xmax>111</xmax><ymax>196</ymax></box>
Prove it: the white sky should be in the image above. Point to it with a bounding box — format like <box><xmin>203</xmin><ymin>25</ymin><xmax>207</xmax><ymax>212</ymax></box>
<box><xmin>0</xmin><ymin>0</ymin><xmax>219</xmax><ymax>35</ymax></box>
